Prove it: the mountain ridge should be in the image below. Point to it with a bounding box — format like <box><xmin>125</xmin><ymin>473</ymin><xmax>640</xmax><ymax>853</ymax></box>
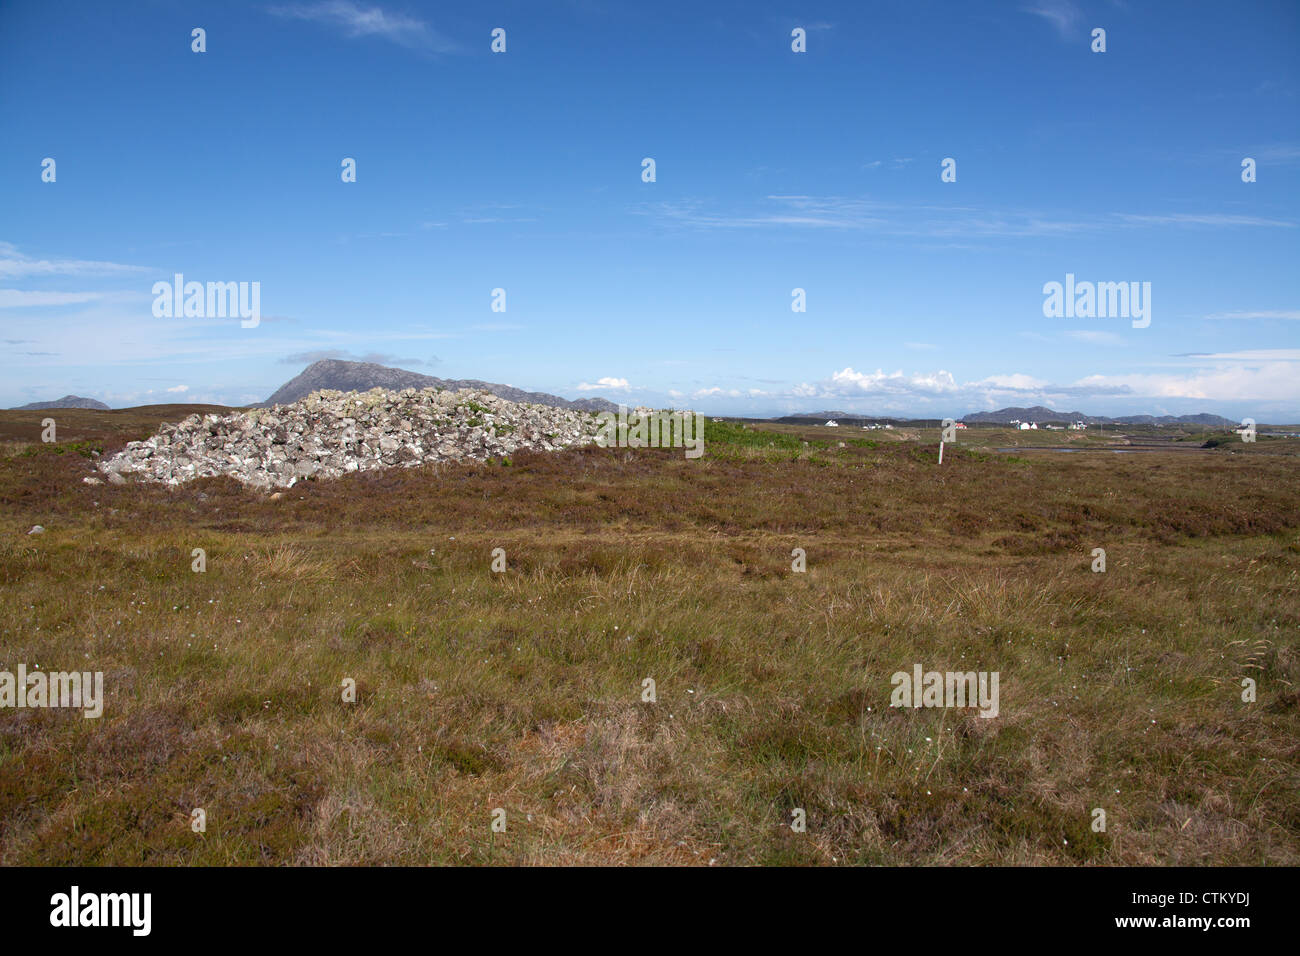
<box><xmin>773</xmin><ymin>405</ymin><xmax>1236</xmax><ymax>426</ymax></box>
<box><xmin>961</xmin><ymin>406</ymin><xmax>1235</xmax><ymax>427</ymax></box>
<box><xmin>259</xmin><ymin>360</ymin><xmax>619</xmax><ymax>413</ymax></box>
<box><xmin>12</xmin><ymin>395</ymin><xmax>110</xmax><ymax>411</ymax></box>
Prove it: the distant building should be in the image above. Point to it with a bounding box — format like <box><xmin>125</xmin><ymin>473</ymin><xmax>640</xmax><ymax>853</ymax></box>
<box><xmin>825</xmin><ymin>420</ymin><xmax>839</xmax><ymax>427</ymax></box>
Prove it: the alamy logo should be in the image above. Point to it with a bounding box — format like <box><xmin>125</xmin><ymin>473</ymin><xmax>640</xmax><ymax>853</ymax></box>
<box><xmin>1042</xmin><ymin>273</ymin><xmax>1150</xmax><ymax>328</ymax></box>
<box><xmin>890</xmin><ymin>664</ymin><xmax>999</xmax><ymax>718</ymax></box>
<box><xmin>50</xmin><ymin>886</ymin><xmax>151</xmax><ymax>936</ymax></box>
<box><xmin>152</xmin><ymin>273</ymin><xmax>261</xmax><ymax>327</ymax></box>
<box><xmin>0</xmin><ymin>666</ymin><xmax>103</xmax><ymax>718</ymax></box>
<box><xmin>594</xmin><ymin>406</ymin><xmax>705</xmax><ymax>459</ymax></box>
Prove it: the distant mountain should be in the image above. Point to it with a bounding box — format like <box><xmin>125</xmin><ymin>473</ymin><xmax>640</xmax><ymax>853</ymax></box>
<box><xmin>260</xmin><ymin>360</ymin><xmax>619</xmax><ymax>413</ymax></box>
<box><xmin>13</xmin><ymin>395</ymin><xmax>110</xmax><ymax>411</ymax></box>
<box><xmin>1106</xmin><ymin>412</ymin><xmax>1237</xmax><ymax>427</ymax></box>
<box><xmin>963</xmin><ymin>406</ymin><xmax>1078</xmax><ymax>423</ymax></box>
<box><xmin>773</xmin><ymin>411</ymin><xmax>923</xmax><ymax>426</ymax></box>
<box><xmin>778</xmin><ymin>411</ymin><xmax>857</xmax><ymax>421</ymax></box>
<box><xmin>963</xmin><ymin>406</ymin><xmax>1235</xmax><ymax>427</ymax></box>
<box><xmin>769</xmin><ymin>404</ymin><xmax>1236</xmax><ymax>427</ymax></box>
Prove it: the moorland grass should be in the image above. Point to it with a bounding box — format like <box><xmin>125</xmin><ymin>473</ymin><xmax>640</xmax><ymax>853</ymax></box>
<box><xmin>0</xmin><ymin>410</ymin><xmax>1296</xmax><ymax>864</ymax></box>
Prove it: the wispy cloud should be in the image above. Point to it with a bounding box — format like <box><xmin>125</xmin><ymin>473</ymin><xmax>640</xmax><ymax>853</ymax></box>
<box><xmin>1021</xmin><ymin>0</ymin><xmax>1082</xmax><ymax>39</ymax></box>
<box><xmin>268</xmin><ymin>1</ymin><xmax>458</xmax><ymax>53</ymax></box>
<box><xmin>637</xmin><ymin>196</ymin><xmax>936</xmax><ymax>232</ymax></box>
<box><xmin>1204</xmin><ymin>310</ymin><xmax>1300</xmax><ymax>320</ymax></box>
<box><xmin>1116</xmin><ymin>213</ymin><xmax>1296</xmax><ymax>228</ymax></box>
<box><xmin>1252</xmin><ymin>144</ymin><xmax>1300</xmax><ymax>163</ymax></box>
<box><xmin>1177</xmin><ymin>349</ymin><xmax>1300</xmax><ymax>361</ymax></box>
<box><xmin>1064</xmin><ymin>330</ymin><xmax>1125</xmax><ymax>345</ymax></box>
<box><xmin>460</xmin><ymin>217</ymin><xmax>539</xmax><ymax>224</ymax></box>
<box><xmin>0</xmin><ymin>290</ymin><xmax>116</xmax><ymax>308</ymax></box>
<box><xmin>0</xmin><ymin>242</ymin><xmax>150</xmax><ymax>279</ymax></box>
<box><xmin>635</xmin><ymin>196</ymin><xmax>1294</xmax><ymax>239</ymax></box>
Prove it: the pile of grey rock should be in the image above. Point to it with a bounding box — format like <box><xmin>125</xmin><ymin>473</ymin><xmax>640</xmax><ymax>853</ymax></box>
<box><xmin>93</xmin><ymin>387</ymin><xmax>605</xmax><ymax>490</ymax></box>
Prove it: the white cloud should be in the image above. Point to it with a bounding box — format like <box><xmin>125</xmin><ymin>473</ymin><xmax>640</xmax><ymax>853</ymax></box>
<box><xmin>781</xmin><ymin>360</ymin><xmax>1300</xmax><ymax>410</ymax></box>
<box><xmin>165</xmin><ymin>385</ymin><xmax>189</xmax><ymax>393</ymax></box>
<box><xmin>576</xmin><ymin>376</ymin><xmax>630</xmax><ymax>392</ymax></box>
<box><xmin>1074</xmin><ymin>363</ymin><xmax>1300</xmax><ymax>401</ymax></box>
<box><xmin>829</xmin><ymin>367</ymin><xmax>960</xmax><ymax>394</ymax></box>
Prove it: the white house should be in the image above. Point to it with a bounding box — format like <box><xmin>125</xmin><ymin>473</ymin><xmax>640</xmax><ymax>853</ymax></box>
<box><xmin>824</xmin><ymin>420</ymin><xmax>839</xmax><ymax>427</ymax></box>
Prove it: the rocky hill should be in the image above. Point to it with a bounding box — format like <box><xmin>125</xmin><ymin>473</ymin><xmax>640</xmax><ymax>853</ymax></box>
<box><xmin>261</xmin><ymin>360</ymin><xmax>617</xmax><ymax>413</ymax></box>
<box><xmin>13</xmin><ymin>395</ymin><xmax>110</xmax><ymax>411</ymax></box>
<box><xmin>95</xmin><ymin>386</ymin><xmax>606</xmax><ymax>490</ymax></box>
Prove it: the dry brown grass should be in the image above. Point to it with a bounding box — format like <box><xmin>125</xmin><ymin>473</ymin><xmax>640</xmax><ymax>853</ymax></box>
<box><xmin>0</xmin><ymin>410</ymin><xmax>1296</xmax><ymax>865</ymax></box>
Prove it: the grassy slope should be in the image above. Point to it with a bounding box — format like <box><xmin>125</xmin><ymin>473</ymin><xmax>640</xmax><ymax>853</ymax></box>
<box><xmin>0</xmin><ymin>411</ymin><xmax>1296</xmax><ymax>865</ymax></box>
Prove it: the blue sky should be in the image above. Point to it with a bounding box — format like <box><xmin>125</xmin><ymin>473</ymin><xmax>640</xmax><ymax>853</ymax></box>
<box><xmin>2</xmin><ymin>0</ymin><xmax>1298</xmax><ymax>419</ymax></box>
